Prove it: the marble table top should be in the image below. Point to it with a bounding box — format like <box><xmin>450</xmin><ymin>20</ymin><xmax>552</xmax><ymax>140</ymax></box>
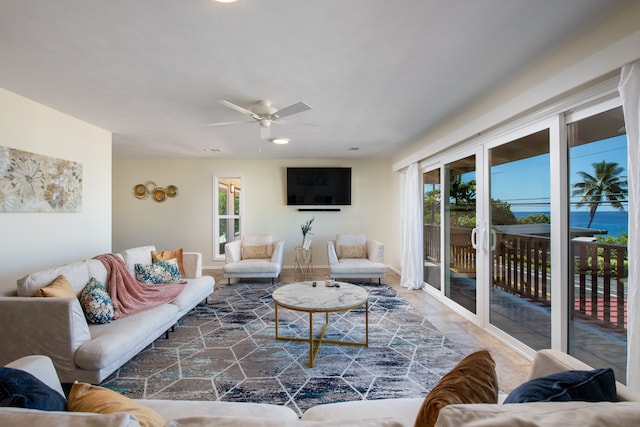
<box><xmin>272</xmin><ymin>281</ymin><xmax>368</xmax><ymax>312</ymax></box>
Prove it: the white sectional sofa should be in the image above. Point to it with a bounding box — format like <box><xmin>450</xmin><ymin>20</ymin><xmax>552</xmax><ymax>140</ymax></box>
<box><xmin>0</xmin><ymin>245</ymin><xmax>214</xmax><ymax>384</ymax></box>
<box><xmin>2</xmin><ymin>350</ymin><xmax>640</xmax><ymax>426</ymax></box>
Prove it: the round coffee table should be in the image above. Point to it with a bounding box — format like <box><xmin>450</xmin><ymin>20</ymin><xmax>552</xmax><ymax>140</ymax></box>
<box><xmin>272</xmin><ymin>281</ymin><xmax>368</xmax><ymax>368</ymax></box>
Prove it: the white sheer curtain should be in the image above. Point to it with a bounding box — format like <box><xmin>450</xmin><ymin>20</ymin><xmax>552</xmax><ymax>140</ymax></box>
<box><xmin>619</xmin><ymin>59</ymin><xmax>640</xmax><ymax>391</ymax></box>
<box><xmin>401</xmin><ymin>162</ymin><xmax>423</xmax><ymax>290</ymax></box>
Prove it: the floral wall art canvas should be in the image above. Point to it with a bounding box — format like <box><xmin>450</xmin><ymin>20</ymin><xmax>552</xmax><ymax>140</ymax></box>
<box><xmin>0</xmin><ymin>146</ymin><xmax>82</xmax><ymax>213</ymax></box>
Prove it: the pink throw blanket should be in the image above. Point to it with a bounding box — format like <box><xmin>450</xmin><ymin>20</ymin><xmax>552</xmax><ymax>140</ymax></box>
<box><xmin>94</xmin><ymin>253</ymin><xmax>187</xmax><ymax>319</ymax></box>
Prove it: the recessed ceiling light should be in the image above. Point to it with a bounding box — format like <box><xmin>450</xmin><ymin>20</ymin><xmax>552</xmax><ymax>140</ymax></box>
<box><xmin>348</xmin><ymin>147</ymin><xmax>359</xmax><ymax>151</ymax></box>
<box><xmin>272</xmin><ymin>138</ymin><xmax>289</xmax><ymax>145</ymax></box>
<box><xmin>203</xmin><ymin>148</ymin><xmax>221</xmax><ymax>152</ymax></box>
<box><xmin>213</xmin><ymin>0</ymin><xmax>240</xmax><ymax>3</ymax></box>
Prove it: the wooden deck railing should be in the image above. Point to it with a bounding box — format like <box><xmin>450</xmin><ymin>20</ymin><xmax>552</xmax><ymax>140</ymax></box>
<box><xmin>423</xmin><ymin>224</ymin><xmax>628</xmax><ymax>332</ymax></box>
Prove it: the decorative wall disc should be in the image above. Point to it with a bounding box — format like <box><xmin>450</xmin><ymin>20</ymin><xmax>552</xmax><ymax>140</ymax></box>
<box><xmin>152</xmin><ymin>188</ymin><xmax>167</xmax><ymax>202</ymax></box>
<box><xmin>133</xmin><ymin>181</ymin><xmax>176</xmax><ymax>202</ymax></box>
<box><xmin>166</xmin><ymin>185</ymin><xmax>178</xmax><ymax>197</ymax></box>
<box><xmin>133</xmin><ymin>184</ymin><xmax>148</xmax><ymax>199</ymax></box>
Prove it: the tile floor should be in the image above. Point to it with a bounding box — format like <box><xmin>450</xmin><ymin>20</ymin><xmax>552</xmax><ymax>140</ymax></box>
<box><xmin>207</xmin><ymin>268</ymin><xmax>533</xmax><ymax>393</ymax></box>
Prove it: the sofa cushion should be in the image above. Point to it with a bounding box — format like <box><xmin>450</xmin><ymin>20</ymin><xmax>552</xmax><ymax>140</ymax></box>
<box><xmin>134</xmin><ymin>259</ymin><xmax>183</xmax><ymax>284</ymax></box>
<box><xmin>76</xmin><ymin>303</ymin><xmax>178</xmax><ymax>371</ymax></box>
<box><xmin>0</xmin><ymin>367</ymin><xmax>67</xmax><ymax>411</ymax></box>
<box><xmin>35</xmin><ymin>275</ymin><xmax>76</xmax><ymax>298</ymax></box>
<box><xmin>79</xmin><ymin>278</ymin><xmax>114</xmax><ymax>324</ymax></box>
<box><xmin>414</xmin><ymin>350</ymin><xmax>499</xmax><ymax>427</ymax></box>
<box><xmin>166</xmin><ymin>416</ymin><xmax>404</xmax><ymax>426</ymax></box>
<box><xmin>504</xmin><ymin>368</ymin><xmax>617</xmax><ymax>403</ymax></box>
<box><xmin>434</xmin><ymin>401</ymin><xmax>640</xmax><ymax>427</ymax></box>
<box><xmin>68</xmin><ymin>382</ymin><xmax>164</xmax><ymax>427</ymax></box>
<box><xmin>302</xmin><ymin>398</ymin><xmax>424</xmax><ymax>427</ymax></box>
<box><xmin>140</xmin><ymin>398</ymin><xmax>300</xmax><ymax>421</ymax></box>
<box><xmin>18</xmin><ymin>260</ymin><xmax>90</xmax><ymax>296</ymax></box>
<box><xmin>121</xmin><ymin>245</ymin><xmax>156</xmax><ymax>277</ymax></box>
<box><xmin>0</xmin><ymin>407</ymin><xmax>139</xmax><ymax>427</ymax></box>
<box><xmin>151</xmin><ymin>248</ymin><xmax>185</xmax><ymax>277</ymax></box>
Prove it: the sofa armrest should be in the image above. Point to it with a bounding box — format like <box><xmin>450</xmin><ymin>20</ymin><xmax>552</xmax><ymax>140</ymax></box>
<box><xmin>271</xmin><ymin>240</ymin><xmax>285</xmax><ymax>266</ymax></box>
<box><xmin>0</xmin><ymin>297</ymin><xmax>91</xmax><ymax>382</ymax></box>
<box><xmin>367</xmin><ymin>240</ymin><xmax>384</xmax><ymax>263</ymax></box>
<box><xmin>182</xmin><ymin>252</ymin><xmax>203</xmax><ymax>279</ymax></box>
<box><xmin>327</xmin><ymin>241</ymin><xmax>339</xmax><ymax>265</ymax></box>
<box><xmin>5</xmin><ymin>355</ymin><xmax>65</xmax><ymax>398</ymax></box>
<box><xmin>225</xmin><ymin>240</ymin><xmax>242</xmax><ymax>263</ymax></box>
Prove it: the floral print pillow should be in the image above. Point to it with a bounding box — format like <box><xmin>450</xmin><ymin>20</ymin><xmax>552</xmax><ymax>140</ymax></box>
<box><xmin>135</xmin><ymin>258</ymin><xmax>183</xmax><ymax>284</ymax></box>
<box><xmin>79</xmin><ymin>278</ymin><xmax>114</xmax><ymax>324</ymax></box>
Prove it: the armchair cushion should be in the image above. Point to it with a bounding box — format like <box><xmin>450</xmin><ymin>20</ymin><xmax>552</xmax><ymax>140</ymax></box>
<box><xmin>340</xmin><ymin>245</ymin><xmax>366</xmax><ymax>259</ymax></box>
<box><xmin>336</xmin><ymin>234</ymin><xmax>366</xmax><ymax>258</ymax></box>
<box><xmin>242</xmin><ymin>235</ymin><xmax>274</xmax><ymax>258</ymax></box>
<box><xmin>242</xmin><ymin>245</ymin><xmax>271</xmax><ymax>259</ymax></box>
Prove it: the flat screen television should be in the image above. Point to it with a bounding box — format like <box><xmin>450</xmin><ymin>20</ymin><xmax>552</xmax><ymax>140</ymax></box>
<box><xmin>286</xmin><ymin>167</ymin><xmax>352</xmax><ymax>206</ymax></box>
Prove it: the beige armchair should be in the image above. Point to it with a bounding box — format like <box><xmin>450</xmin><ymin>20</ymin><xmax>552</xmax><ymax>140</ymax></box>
<box><xmin>223</xmin><ymin>235</ymin><xmax>285</xmax><ymax>284</ymax></box>
<box><xmin>327</xmin><ymin>233</ymin><xmax>386</xmax><ymax>284</ymax></box>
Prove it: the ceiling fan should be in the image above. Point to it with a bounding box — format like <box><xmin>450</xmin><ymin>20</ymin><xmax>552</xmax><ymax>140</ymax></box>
<box><xmin>208</xmin><ymin>99</ymin><xmax>312</xmax><ymax>140</ymax></box>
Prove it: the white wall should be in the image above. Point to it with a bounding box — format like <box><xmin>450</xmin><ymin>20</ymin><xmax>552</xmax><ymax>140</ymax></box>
<box><xmin>0</xmin><ymin>88</ymin><xmax>112</xmax><ymax>295</ymax></box>
<box><xmin>112</xmin><ymin>158</ymin><xmax>397</xmax><ymax>270</ymax></box>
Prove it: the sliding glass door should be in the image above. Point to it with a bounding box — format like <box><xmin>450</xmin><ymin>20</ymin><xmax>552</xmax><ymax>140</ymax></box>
<box><xmin>443</xmin><ymin>154</ymin><xmax>479</xmax><ymax>314</ymax></box>
<box><xmin>423</xmin><ymin>168</ymin><xmax>441</xmax><ymax>290</ymax></box>
<box><xmin>488</xmin><ymin>129</ymin><xmax>552</xmax><ymax>350</ymax></box>
<box><xmin>567</xmin><ymin>105</ymin><xmax>628</xmax><ymax>382</ymax></box>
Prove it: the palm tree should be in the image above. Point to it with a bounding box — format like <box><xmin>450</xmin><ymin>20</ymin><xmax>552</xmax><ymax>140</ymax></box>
<box><xmin>572</xmin><ymin>161</ymin><xmax>628</xmax><ymax>228</ymax></box>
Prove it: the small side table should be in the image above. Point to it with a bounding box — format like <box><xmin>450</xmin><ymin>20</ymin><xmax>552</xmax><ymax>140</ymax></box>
<box><xmin>294</xmin><ymin>246</ymin><xmax>313</xmax><ymax>281</ymax></box>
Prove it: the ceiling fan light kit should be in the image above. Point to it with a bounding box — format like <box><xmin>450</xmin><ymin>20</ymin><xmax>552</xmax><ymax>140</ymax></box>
<box><xmin>210</xmin><ymin>99</ymin><xmax>313</xmax><ymax>140</ymax></box>
<box><xmin>272</xmin><ymin>138</ymin><xmax>289</xmax><ymax>145</ymax></box>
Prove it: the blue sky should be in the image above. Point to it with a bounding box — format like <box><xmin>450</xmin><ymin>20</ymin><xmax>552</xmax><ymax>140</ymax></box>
<box><xmin>490</xmin><ymin>135</ymin><xmax>628</xmax><ymax>212</ymax></box>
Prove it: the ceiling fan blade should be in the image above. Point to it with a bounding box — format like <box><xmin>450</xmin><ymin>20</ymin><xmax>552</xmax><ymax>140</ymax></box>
<box><xmin>274</xmin><ymin>101</ymin><xmax>311</xmax><ymax>119</ymax></box>
<box><xmin>207</xmin><ymin>120</ymin><xmax>252</xmax><ymax>127</ymax></box>
<box><xmin>260</xmin><ymin>125</ymin><xmax>271</xmax><ymax>140</ymax></box>
<box><xmin>220</xmin><ymin>100</ymin><xmax>258</xmax><ymax>118</ymax></box>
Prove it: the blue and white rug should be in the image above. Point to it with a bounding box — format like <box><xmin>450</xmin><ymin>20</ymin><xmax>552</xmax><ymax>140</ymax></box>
<box><xmin>103</xmin><ymin>282</ymin><xmax>465</xmax><ymax>416</ymax></box>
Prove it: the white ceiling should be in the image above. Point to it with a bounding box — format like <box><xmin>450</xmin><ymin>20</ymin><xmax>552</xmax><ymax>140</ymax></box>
<box><xmin>0</xmin><ymin>0</ymin><xmax>632</xmax><ymax>159</ymax></box>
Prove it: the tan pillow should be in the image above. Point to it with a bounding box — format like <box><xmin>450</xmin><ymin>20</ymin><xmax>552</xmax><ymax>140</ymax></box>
<box><xmin>67</xmin><ymin>382</ymin><xmax>165</xmax><ymax>427</ymax></box>
<box><xmin>242</xmin><ymin>244</ymin><xmax>270</xmax><ymax>259</ymax></box>
<box><xmin>35</xmin><ymin>275</ymin><xmax>76</xmax><ymax>298</ymax></box>
<box><xmin>414</xmin><ymin>350</ymin><xmax>499</xmax><ymax>427</ymax></box>
<box><xmin>152</xmin><ymin>248</ymin><xmax>185</xmax><ymax>277</ymax></box>
<box><xmin>339</xmin><ymin>244</ymin><xmax>367</xmax><ymax>259</ymax></box>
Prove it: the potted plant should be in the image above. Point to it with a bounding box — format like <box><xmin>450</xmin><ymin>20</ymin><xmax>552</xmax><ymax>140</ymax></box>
<box><xmin>301</xmin><ymin>217</ymin><xmax>314</xmax><ymax>249</ymax></box>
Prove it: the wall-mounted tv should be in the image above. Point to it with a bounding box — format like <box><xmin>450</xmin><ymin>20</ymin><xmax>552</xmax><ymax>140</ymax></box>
<box><xmin>286</xmin><ymin>167</ymin><xmax>352</xmax><ymax>206</ymax></box>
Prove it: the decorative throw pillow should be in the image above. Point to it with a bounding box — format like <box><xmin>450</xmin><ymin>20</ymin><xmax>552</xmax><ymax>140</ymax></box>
<box><xmin>67</xmin><ymin>381</ymin><xmax>165</xmax><ymax>427</ymax></box>
<box><xmin>135</xmin><ymin>259</ymin><xmax>183</xmax><ymax>284</ymax></box>
<box><xmin>151</xmin><ymin>248</ymin><xmax>185</xmax><ymax>277</ymax></box>
<box><xmin>242</xmin><ymin>244</ymin><xmax>270</xmax><ymax>259</ymax></box>
<box><xmin>0</xmin><ymin>367</ymin><xmax>67</xmax><ymax>411</ymax></box>
<box><xmin>504</xmin><ymin>368</ymin><xmax>617</xmax><ymax>403</ymax></box>
<box><xmin>414</xmin><ymin>350</ymin><xmax>499</xmax><ymax>427</ymax></box>
<box><xmin>35</xmin><ymin>274</ymin><xmax>76</xmax><ymax>298</ymax></box>
<box><xmin>79</xmin><ymin>278</ymin><xmax>114</xmax><ymax>324</ymax></box>
<box><xmin>339</xmin><ymin>244</ymin><xmax>367</xmax><ymax>259</ymax></box>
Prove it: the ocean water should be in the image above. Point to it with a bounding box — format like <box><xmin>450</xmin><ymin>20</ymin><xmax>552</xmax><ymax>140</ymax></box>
<box><xmin>514</xmin><ymin>210</ymin><xmax>628</xmax><ymax>237</ymax></box>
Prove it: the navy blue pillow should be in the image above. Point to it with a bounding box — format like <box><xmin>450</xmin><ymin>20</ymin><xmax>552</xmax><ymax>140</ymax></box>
<box><xmin>0</xmin><ymin>367</ymin><xmax>67</xmax><ymax>411</ymax></box>
<box><xmin>505</xmin><ymin>368</ymin><xmax>617</xmax><ymax>403</ymax></box>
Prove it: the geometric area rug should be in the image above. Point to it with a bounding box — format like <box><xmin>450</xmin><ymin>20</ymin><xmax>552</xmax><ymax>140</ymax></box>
<box><xmin>101</xmin><ymin>281</ymin><xmax>466</xmax><ymax>416</ymax></box>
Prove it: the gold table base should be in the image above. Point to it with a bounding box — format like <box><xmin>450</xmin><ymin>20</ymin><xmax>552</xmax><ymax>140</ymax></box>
<box><xmin>275</xmin><ymin>301</ymin><xmax>369</xmax><ymax>368</ymax></box>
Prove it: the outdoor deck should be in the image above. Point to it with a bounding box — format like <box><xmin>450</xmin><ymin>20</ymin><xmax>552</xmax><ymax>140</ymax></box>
<box><xmin>424</xmin><ymin>224</ymin><xmax>628</xmax><ymax>383</ymax></box>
